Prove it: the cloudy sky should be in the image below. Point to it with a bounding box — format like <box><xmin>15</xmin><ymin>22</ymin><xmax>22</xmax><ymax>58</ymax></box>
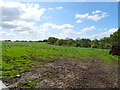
<box><xmin>0</xmin><ymin>0</ymin><xmax>118</xmax><ymax>41</ymax></box>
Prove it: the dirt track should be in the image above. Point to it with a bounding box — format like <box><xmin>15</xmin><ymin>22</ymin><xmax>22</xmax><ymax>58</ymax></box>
<box><xmin>4</xmin><ymin>59</ymin><xmax>118</xmax><ymax>88</ymax></box>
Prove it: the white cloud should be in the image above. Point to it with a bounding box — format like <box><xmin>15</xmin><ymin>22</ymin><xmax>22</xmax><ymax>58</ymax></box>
<box><xmin>87</xmin><ymin>12</ymin><xmax>107</xmax><ymax>21</ymax></box>
<box><xmin>92</xmin><ymin>10</ymin><xmax>102</xmax><ymax>14</ymax></box>
<box><xmin>21</xmin><ymin>7</ymin><xmax>46</xmax><ymax>22</ymax></box>
<box><xmin>22</xmin><ymin>23</ymin><xmax>74</xmax><ymax>39</ymax></box>
<box><xmin>1</xmin><ymin>1</ymin><xmax>46</xmax><ymax>22</ymax></box>
<box><xmin>1</xmin><ymin>1</ymin><xmax>46</xmax><ymax>30</ymax></box>
<box><xmin>60</xmin><ymin>24</ymin><xmax>74</xmax><ymax>29</ymax></box>
<box><xmin>79</xmin><ymin>28</ymin><xmax>118</xmax><ymax>40</ymax></box>
<box><xmin>49</xmin><ymin>26</ymin><xmax>86</xmax><ymax>39</ymax></box>
<box><xmin>48</xmin><ymin>8</ymin><xmax>53</xmax><ymax>10</ymax></box>
<box><xmin>48</xmin><ymin>6</ymin><xmax>63</xmax><ymax>11</ymax></box>
<box><xmin>76</xmin><ymin>32</ymin><xmax>85</xmax><ymax>35</ymax></box>
<box><xmin>37</xmin><ymin>23</ymin><xmax>74</xmax><ymax>39</ymax></box>
<box><xmin>38</xmin><ymin>23</ymin><xmax>86</xmax><ymax>39</ymax></box>
<box><xmin>98</xmin><ymin>28</ymin><xmax>108</xmax><ymax>31</ymax></box>
<box><xmin>76</xmin><ymin>20</ymin><xmax>83</xmax><ymax>23</ymax></box>
<box><xmin>0</xmin><ymin>1</ymin><xmax>114</xmax><ymax>41</ymax></box>
<box><xmin>81</xmin><ymin>26</ymin><xmax>96</xmax><ymax>32</ymax></box>
<box><xmin>75</xmin><ymin>10</ymin><xmax>108</xmax><ymax>22</ymax></box>
<box><xmin>63</xmin><ymin>29</ymin><xmax>75</xmax><ymax>34</ymax></box>
<box><xmin>91</xmin><ymin>28</ymin><xmax>118</xmax><ymax>39</ymax></box>
<box><xmin>63</xmin><ymin>29</ymin><xmax>85</xmax><ymax>35</ymax></box>
<box><xmin>76</xmin><ymin>13</ymin><xmax>89</xmax><ymax>18</ymax></box>
<box><xmin>0</xmin><ymin>1</ymin><xmax>48</xmax><ymax>40</ymax></box>
<box><xmin>19</xmin><ymin>31</ymin><xmax>30</xmax><ymax>35</ymax></box>
<box><xmin>0</xmin><ymin>31</ymin><xmax>7</xmax><ymax>35</ymax></box>
<box><xmin>97</xmin><ymin>28</ymin><xmax>117</xmax><ymax>37</ymax></box>
<box><xmin>0</xmin><ymin>31</ymin><xmax>15</xmax><ymax>36</ymax></box>
<box><xmin>55</xmin><ymin>6</ymin><xmax>63</xmax><ymax>9</ymax></box>
<box><xmin>39</xmin><ymin>23</ymin><xmax>74</xmax><ymax>31</ymax></box>
<box><xmin>3</xmin><ymin>20</ymin><xmax>36</xmax><ymax>31</ymax></box>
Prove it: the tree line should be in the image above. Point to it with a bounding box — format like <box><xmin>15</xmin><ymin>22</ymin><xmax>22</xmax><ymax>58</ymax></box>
<box><xmin>3</xmin><ymin>39</ymin><xmax>48</xmax><ymax>42</ymax></box>
<box><xmin>3</xmin><ymin>28</ymin><xmax>119</xmax><ymax>49</ymax></box>
<box><xmin>48</xmin><ymin>28</ymin><xmax>120</xmax><ymax>49</ymax></box>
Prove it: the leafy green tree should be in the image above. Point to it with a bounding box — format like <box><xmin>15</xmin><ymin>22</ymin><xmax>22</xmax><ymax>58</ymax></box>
<box><xmin>98</xmin><ymin>42</ymin><xmax>111</xmax><ymax>49</ymax></box>
<box><xmin>66</xmin><ymin>39</ymin><xmax>75</xmax><ymax>46</ymax></box>
<box><xmin>104</xmin><ymin>43</ymin><xmax>111</xmax><ymax>49</ymax></box>
<box><xmin>55</xmin><ymin>39</ymin><xmax>66</xmax><ymax>46</ymax></box>
<box><xmin>98</xmin><ymin>42</ymin><xmax>105</xmax><ymax>49</ymax></box>
<box><xmin>110</xmin><ymin>28</ymin><xmax>120</xmax><ymax>46</ymax></box>
<box><xmin>47</xmin><ymin>28</ymin><xmax>120</xmax><ymax>49</ymax></box>
<box><xmin>43</xmin><ymin>39</ymin><xmax>48</xmax><ymax>42</ymax></box>
<box><xmin>76</xmin><ymin>39</ymin><xmax>91</xmax><ymax>48</ymax></box>
<box><xmin>100</xmin><ymin>37</ymin><xmax>111</xmax><ymax>43</ymax></box>
<box><xmin>4</xmin><ymin>40</ymin><xmax>11</xmax><ymax>42</ymax></box>
<box><xmin>75</xmin><ymin>39</ymin><xmax>81</xmax><ymax>47</ymax></box>
<box><xmin>48</xmin><ymin>37</ymin><xmax>58</xmax><ymax>45</ymax></box>
<box><xmin>91</xmin><ymin>39</ymin><xmax>99</xmax><ymax>48</ymax></box>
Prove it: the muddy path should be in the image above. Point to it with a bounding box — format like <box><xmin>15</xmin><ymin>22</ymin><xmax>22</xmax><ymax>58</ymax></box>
<box><xmin>3</xmin><ymin>59</ymin><xmax>118</xmax><ymax>88</ymax></box>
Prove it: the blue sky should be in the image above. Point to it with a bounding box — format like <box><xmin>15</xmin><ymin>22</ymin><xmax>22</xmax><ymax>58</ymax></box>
<box><xmin>0</xmin><ymin>1</ymin><xmax>118</xmax><ymax>41</ymax></box>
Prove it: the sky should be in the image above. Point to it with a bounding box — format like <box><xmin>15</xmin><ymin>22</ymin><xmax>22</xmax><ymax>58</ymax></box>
<box><xmin>0</xmin><ymin>0</ymin><xmax>119</xmax><ymax>41</ymax></box>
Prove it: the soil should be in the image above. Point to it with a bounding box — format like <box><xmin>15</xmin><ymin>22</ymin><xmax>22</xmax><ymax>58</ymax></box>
<box><xmin>3</xmin><ymin>59</ymin><xmax>119</xmax><ymax>88</ymax></box>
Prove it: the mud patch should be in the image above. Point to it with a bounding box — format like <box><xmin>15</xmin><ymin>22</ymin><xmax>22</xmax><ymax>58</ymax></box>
<box><xmin>4</xmin><ymin>59</ymin><xmax>118</xmax><ymax>88</ymax></box>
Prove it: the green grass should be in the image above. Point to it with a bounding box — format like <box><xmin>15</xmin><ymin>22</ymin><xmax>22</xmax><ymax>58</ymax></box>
<box><xmin>19</xmin><ymin>70</ymin><xmax>59</xmax><ymax>88</ymax></box>
<box><xmin>1</xmin><ymin>41</ymin><xmax>118</xmax><ymax>80</ymax></box>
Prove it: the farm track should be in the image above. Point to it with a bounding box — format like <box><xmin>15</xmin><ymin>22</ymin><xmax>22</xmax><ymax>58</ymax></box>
<box><xmin>5</xmin><ymin>59</ymin><xmax>118</xmax><ymax>88</ymax></box>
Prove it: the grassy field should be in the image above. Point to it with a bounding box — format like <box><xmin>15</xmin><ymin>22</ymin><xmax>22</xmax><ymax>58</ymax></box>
<box><xmin>1</xmin><ymin>41</ymin><xmax>118</xmax><ymax>83</ymax></box>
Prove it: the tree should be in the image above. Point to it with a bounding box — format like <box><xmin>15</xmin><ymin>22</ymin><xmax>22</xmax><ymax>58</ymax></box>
<box><xmin>91</xmin><ymin>39</ymin><xmax>99</xmax><ymax>48</ymax></box>
<box><xmin>4</xmin><ymin>40</ymin><xmax>11</xmax><ymax>42</ymax></box>
<box><xmin>47</xmin><ymin>28</ymin><xmax>120</xmax><ymax>49</ymax></box>
<box><xmin>76</xmin><ymin>39</ymin><xmax>91</xmax><ymax>48</ymax></box>
<box><xmin>96</xmin><ymin>37</ymin><xmax>112</xmax><ymax>49</ymax></box>
<box><xmin>55</xmin><ymin>39</ymin><xmax>66</xmax><ymax>46</ymax></box>
<box><xmin>48</xmin><ymin>37</ymin><xmax>58</xmax><ymax>45</ymax></box>
<box><xmin>43</xmin><ymin>39</ymin><xmax>48</xmax><ymax>42</ymax></box>
<box><xmin>66</xmin><ymin>39</ymin><xmax>75</xmax><ymax>46</ymax></box>
<box><xmin>110</xmin><ymin>28</ymin><xmax>120</xmax><ymax>46</ymax></box>
<box><xmin>98</xmin><ymin>42</ymin><xmax>105</xmax><ymax>49</ymax></box>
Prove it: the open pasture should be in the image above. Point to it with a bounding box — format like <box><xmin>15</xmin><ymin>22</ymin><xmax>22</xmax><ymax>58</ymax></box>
<box><xmin>1</xmin><ymin>42</ymin><xmax>119</xmax><ymax>88</ymax></box>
